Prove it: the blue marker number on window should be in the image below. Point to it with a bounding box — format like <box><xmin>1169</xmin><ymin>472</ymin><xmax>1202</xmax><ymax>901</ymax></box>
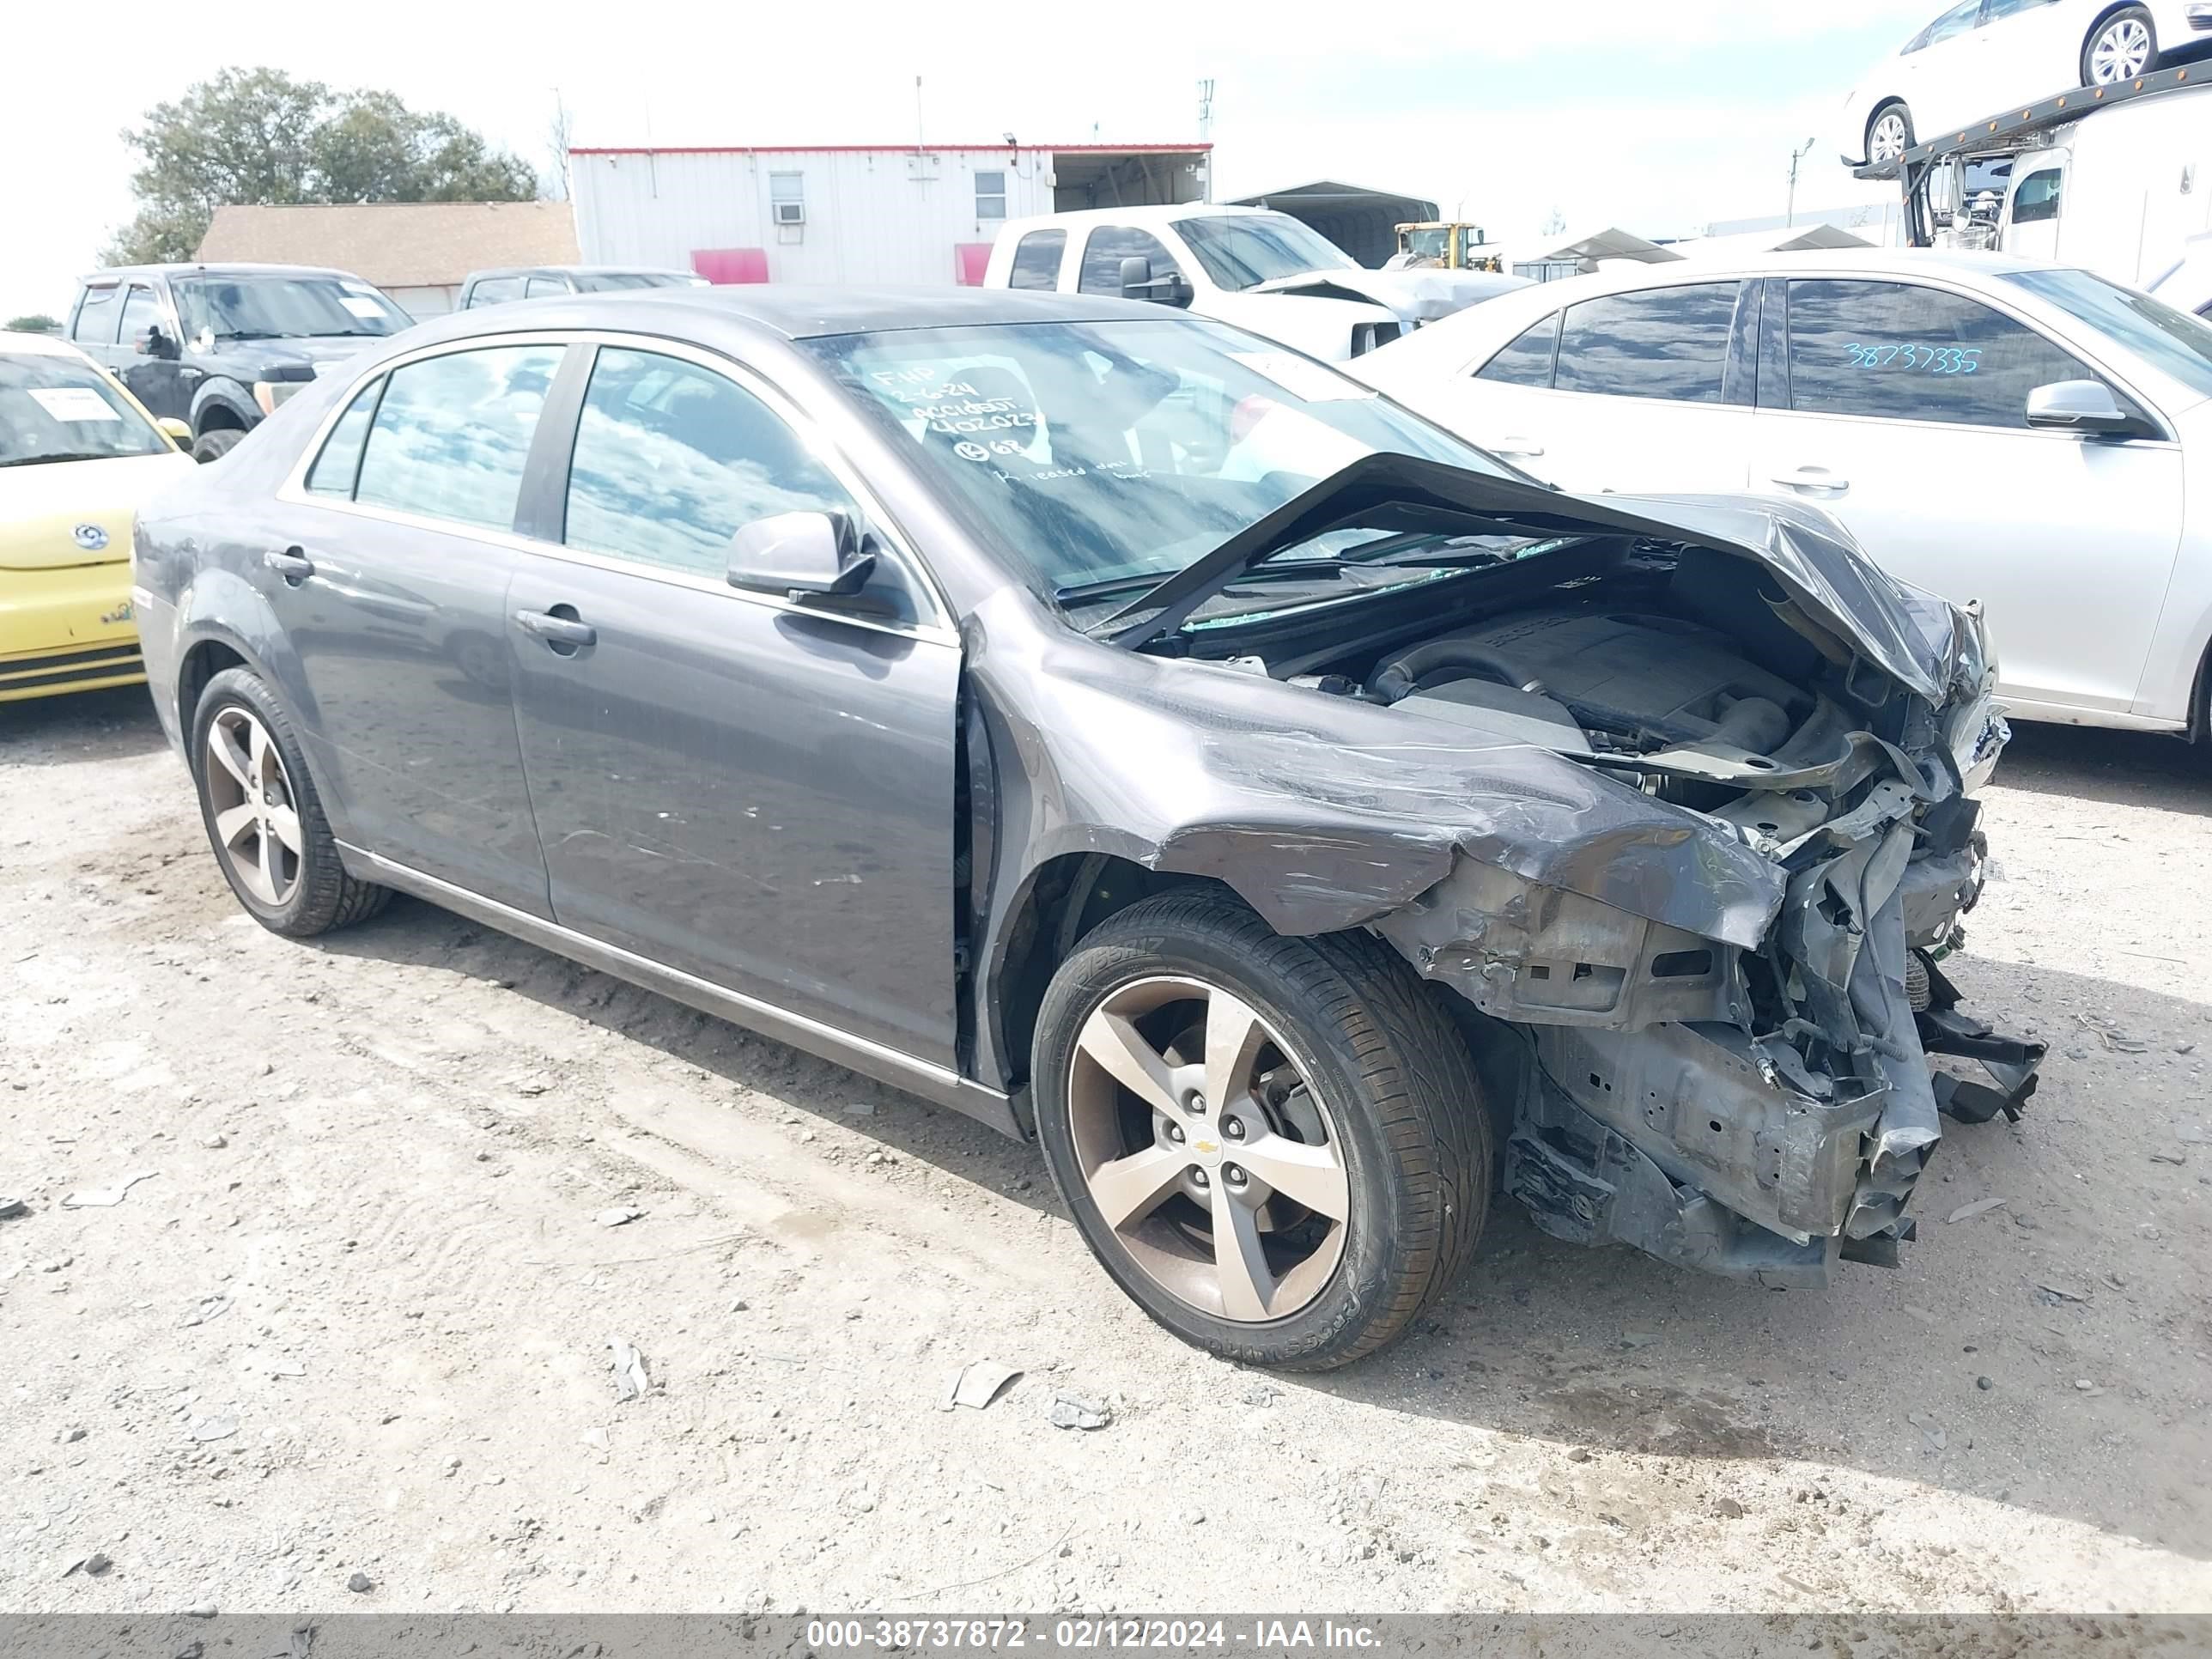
<box><xmin>1844</xmin><ymin>343</ymin><xmax>1979</xmax><ymax>374</ymax></box>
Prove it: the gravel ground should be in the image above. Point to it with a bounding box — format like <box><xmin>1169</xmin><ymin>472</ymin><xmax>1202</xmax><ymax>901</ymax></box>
<box><xmin>2</xmin><ymin>689</ymin><xmax>2208</xmax><ymax>1615</ymax></box>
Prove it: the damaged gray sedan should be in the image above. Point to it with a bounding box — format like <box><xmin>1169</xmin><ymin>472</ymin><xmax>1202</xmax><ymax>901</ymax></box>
<box><xmin>131</xmin><ymin>288</ymin><xmax>2042</xmax><ymax>1369</ymax></box>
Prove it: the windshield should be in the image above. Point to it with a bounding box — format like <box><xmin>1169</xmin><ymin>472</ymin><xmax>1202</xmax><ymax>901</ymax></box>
<box><xmin>1175</xmin><ymin>215</ymin><xmax>1358</xmax><ymax>292</ymax></box>
<box><xmin>0</xmin><ymin>351</ymin><xmax>167</xmax><ymax>466</ymax></box>
<box><xmin>572</xmin><ymin>271</ymin><xmax>701</xmax><ymax>292</ymax></box>
<box><xmin>1403</xmin><ymin>228</ymin><xmax>1448</xmax><ymax>260</ymax></box>
<box><xmin>173</xmin><ymin>275</ymin><xmax>409</xmax><ymax>342</ymax></box>
<box><xmin>810</xmin><ymin>317</ymin><xmax>1514</xmax><ymax>608</ymax></box>
<box><xmin>2001</xmin><ymin>268</ymin><xmax>2212</xmax><ymax>402</ymax></box>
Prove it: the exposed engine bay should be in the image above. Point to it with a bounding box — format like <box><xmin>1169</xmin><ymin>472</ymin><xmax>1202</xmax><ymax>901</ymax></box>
<box><xmin>1180</xmin><ymin>527</ymin><xmax>2039</xmax><ymax>1287</ymax></box>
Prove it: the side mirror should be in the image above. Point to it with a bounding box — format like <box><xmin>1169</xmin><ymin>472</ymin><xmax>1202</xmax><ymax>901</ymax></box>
<box><xmin>137</xmin><ymin>325</ymin><xmax>180</xmax><ymax>361</ymax></box>
<box><xmin>726</xmin><ymin>509</ymin><xmax>876</xmax><ymax>599</ymax></box>
<box><xmin>2025</xmin><ymin>379</ymin><xmax>2150</xmax><ymax>439</ymax></box>
<box><xmin>1118</xmin><ymin>255</ymin><xmax>1155</xmax><ymax>301</ymax></box>
<box><xmin>156</xmin><ymin>417</ymin><xmax>191</xmax><ymax>445</ymax></box>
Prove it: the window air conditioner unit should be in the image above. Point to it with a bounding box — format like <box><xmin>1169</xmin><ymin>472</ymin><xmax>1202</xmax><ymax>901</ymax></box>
<box><xmin>774</xmin><ymin>202</ymin><xmax>805</xmax><ymax>226</ymax></box>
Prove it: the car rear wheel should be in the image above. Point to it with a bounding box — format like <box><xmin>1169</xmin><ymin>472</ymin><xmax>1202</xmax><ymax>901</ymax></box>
<box><xmin>1032</xmin><ymin>890</ymin><xmax>1489</xmax><ymax>1370</ymax></box>
<box><xmin>1868</xmin><ymin>102</ymin><xmax>1913</xmax><ymax>167</ymax></box>
<box><xmin>190</xmin><ymin>666</ymin><xmax>391</xmax><ymax>937</ymax></box>
<box><xmin>2084</xmin><ymin>6</ymin><xmax>2155</xmax><ymax>84</ymax></box>
<box><xmin>191</xmin><ymin>428</ymin><xmax>244</xmax><ymax>464</ymax></box>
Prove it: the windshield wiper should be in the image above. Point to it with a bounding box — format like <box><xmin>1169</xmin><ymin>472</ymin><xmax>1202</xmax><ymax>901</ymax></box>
<box><xmin>214</xmin><ymin>330</ymin><xmax>292</xmax><ymax>341</ymax></box>
<box><xmin>0</xmin><ymin>453</ymin><xmax>106</xmax><ymax>468</ymax></box>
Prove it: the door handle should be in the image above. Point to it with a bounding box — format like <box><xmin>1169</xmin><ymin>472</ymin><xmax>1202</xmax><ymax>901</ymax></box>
<box><xmin>1492</xmin><ymin>436</ymin><xmax>1546</xmax><ymax>457</ymax></box>
<box><xmin>514</xmin><ymin>607</ymin><xmax>597</xmax><ymax>652</ymax></box>
<box><xmin>1771</xmin><ymin>466</ymin><xmax>1850</xmax><ymax>492</ymax></box>
<box><xmin>263</xmin><ymin>547</ymin><xmax>314</xmax><ymax>584</ymax></box>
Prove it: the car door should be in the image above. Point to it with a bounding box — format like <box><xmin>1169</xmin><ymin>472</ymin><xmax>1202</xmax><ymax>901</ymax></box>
<box><xmin>503</xmin><ymin>341</ymin><xmax>963</xmax><ymax>1066</ymax></box>
<box><xmin>114</xmin><ymin>280</ymin><xmax>190</xmax><ymax>422</ymax></box>
<box><xmin>69</xmin><ymin>282</ymin><xmax>123</xmax><ymax>374</ymax></box>
<box><xmin>1407</xmin><ymin>281</ymin><xmax>1759</xmax><ymax>495</ymax></box>
<box><xmin>1072</xmin><ymin>225</ymin><xmax>1183</xmax><ymax>301</ymax></box>
<box><xmin>258</xmin><ymin>340</ymin><xmax>567</xmax><ymax>914</ymax></box>
<box><xmin>2002</xmin><ymin>149</ymin><xmax>2069</xmax><ymax>262</ymax></box>
<box><xmin>1747</xmin><ymin>275</ymin><xmax>2184</xmax><ymax>719</ymax></box>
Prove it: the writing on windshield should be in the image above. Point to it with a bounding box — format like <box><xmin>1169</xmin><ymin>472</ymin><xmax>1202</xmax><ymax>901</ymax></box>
<box><xmin>811</xmin><ymin>317</ymin><xmax>1498</xmax><ymax>600</ymax></box>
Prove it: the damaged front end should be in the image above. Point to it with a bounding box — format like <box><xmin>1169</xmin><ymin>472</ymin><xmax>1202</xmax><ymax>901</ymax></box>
<box><xmin>1348</xmin><ymin>511</ymin><xmax>2043</xmax><ymax>1285</ymax></box>
<box><xmin>1081</xmin><ymin>457</ymin><xmax>2044</xmax><ymax>1287</ymax></box>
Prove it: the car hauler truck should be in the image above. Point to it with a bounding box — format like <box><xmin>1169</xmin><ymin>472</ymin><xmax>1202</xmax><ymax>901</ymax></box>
<box><xmin>1871</xmin><ymin>64</ymin><xmax>2211</xmax><ymax>289</ymax></box>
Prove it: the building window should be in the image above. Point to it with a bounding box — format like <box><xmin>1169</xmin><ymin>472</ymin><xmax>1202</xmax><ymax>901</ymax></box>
<box><xmin>769</xmin><ymin>172</ymin><xmax>805</xmax><ymax>227</ymax></box>
<box><xmin>975</xmin><ymin>169</ymin><xmax>1006</xmax><ymax>221</ymax></box>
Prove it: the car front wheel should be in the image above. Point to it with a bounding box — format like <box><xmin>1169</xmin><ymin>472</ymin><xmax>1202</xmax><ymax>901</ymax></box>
<box><xmin>1032</xmin><ymin>890</ymin><xmax>1490</xmax><ymax>1370</ymax></box>
<box><xmin>2084</xmin><ymin>6</ymin><xmax>2155</xmax><ymax>83</ymax></box>
<box><xmin>190</xmin><ymin>666</ymin><xmax>391</xmax><ymax>937</ymax></box>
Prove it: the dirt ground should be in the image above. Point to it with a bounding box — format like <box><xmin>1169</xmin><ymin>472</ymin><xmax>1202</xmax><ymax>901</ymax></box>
<box><xmin>2</xmin><ymin>687</ymin><xmax>2209</xmax><ymax>1617</ymax></box>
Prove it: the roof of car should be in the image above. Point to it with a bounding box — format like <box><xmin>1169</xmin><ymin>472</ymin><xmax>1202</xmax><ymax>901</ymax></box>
<box><xmin>0</xmin><ymin>330</ymin><xmax>94</xmax><ymax>359</ymax></box>
<box><xmin>1523</xmin><ymin>246</ymin><xmax>2059</xmax><ymax>299</ymax></box>
<box><xmin>994</xmin><ymin>203</ymin><xmax>1282</xmax><ymax>236</ymax></box>
<box><xmin>466</xmin><ymin>264</ymin><xmax>701</xmax><ymax>281</ymax></box>
<box><xmin>76</xmin><ymin>262</ymin><xmax>362</xmax><ymax>283</ymax></box>
<box><xmin>430</xmin><ymin>284</ymin><xmax>1165</xmax><ymax>340</ymax></box>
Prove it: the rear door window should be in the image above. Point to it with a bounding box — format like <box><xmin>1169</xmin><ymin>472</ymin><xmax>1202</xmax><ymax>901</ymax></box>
<box><xmin>1553</xmin><ymin>283</ymin><xmax>1741</xmax><ymax>404</ymax></box>
<box><xmin>352</xmin><ymin>345</ymin><xmax>565</xmax><ymax>532</ymax></box>
<box><xmin>1475</xmin><ymin>313</ymin><xmax>1562</xmax><ymax>386</ymax></box>
<box><xmin>1784</xmin><ymin>278</ymin><xmax>2100</xmax><ymax>428</ymax></box>
<box><xmin>305</xmin><ymin>377</ymin><xmax>385</xmax><ymax>497</ymax></box>
<box><xmin>1007</xmin><ymin>230</ymin><xmax>1066</xmax><ymax>291</ymax></box>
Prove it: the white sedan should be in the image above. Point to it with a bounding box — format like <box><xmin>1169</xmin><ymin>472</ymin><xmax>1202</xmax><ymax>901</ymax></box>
<box><xmin>1839</xmin><ymin>0</ymin><xmax>2203</xmax><ymax>167</ymax></box>
<box><xmin>1350</xmin><ymin>249</ymin><xmax>2212</xmax><ymax>738</ymax></box>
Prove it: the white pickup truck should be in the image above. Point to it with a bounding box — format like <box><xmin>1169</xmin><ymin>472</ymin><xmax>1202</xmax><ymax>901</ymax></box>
<box><xmin>981</xmin><ymin>204</ymin><xmax>1525</xmax><ymax>362</ymax></box>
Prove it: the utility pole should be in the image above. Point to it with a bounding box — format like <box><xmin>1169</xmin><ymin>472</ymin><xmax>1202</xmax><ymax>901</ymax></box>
<box><xmin>1196</xmin><ymin>78</ymin><xmax>1215</xmax><ymax>203</ymax></box>
<box><xmin>1787</xmin><ymin>136</ymin><xmax>1817</xmax><ymax>228</ymax></box>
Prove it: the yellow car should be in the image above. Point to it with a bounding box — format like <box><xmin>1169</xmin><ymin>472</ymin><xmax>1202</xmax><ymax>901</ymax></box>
<box><xmin>2</xmin><ymin>330</ymin><xmax>195</xmax><ymax>702</ymax></box>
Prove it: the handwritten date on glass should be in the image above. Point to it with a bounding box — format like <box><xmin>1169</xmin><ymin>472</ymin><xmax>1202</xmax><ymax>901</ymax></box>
<box><xmin>1844</xmin><ymin>343</ymin><xmax>1981</xmax><ymax>374</ymax></box>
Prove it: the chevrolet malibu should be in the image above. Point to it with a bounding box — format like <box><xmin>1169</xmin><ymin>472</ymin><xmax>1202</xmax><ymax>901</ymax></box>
<box><xmin>131</xmin><ymin>289</ymin><xmax>2039</xmax><ymax>1369</ymax></box>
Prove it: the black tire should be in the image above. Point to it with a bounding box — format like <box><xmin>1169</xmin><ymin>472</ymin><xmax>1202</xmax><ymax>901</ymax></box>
<box><xmin>1866</xmin><ymin>100</ymin><xmax>1914</xmax><ymax>168</ymax></box>
<box><xmin>2083</xmin><ymin>5</ymin><xmax>2156</xmax><ymax>84</ymax></box>
<box><xmin>189</xmin><ymin>666</ymin><xmax>391</xmax><ymax>937</ymax></box>
<box><xmin>191</xmin><ymin>427</ymin><xmax>245</xmax><ymax>464</ymax></box>
<box><xmin>1032</xmin><ymin>890</ymin><xmax>1490</xmax><ymax>1370</ymax></box>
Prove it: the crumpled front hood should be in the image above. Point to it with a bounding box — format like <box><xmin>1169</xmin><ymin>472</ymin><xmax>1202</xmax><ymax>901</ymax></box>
<box><xmin>1605</xmin><ymin>490</ymin><xmax>1959</xmax><ymax>702</ymax></box>
<box><xmin>1104</xmin><ymin>454</ymin><xmax>1966</xmax><ymax>707</ymax></box>
<box><xmin>1249</xmin><ymin>267</ymin><xmax>1529</xmax><ymax>324</ymax></box>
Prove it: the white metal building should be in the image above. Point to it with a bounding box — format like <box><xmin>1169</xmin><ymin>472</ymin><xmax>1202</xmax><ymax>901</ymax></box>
<box><xmin>568</xmin><ymin>143</ymin><xmax>1210</xmax><ymax>287</ymax></box>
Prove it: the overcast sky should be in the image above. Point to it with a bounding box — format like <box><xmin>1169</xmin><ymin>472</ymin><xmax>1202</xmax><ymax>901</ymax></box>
<box><xmin>2</xmin><ymin>0</ymin><xmax>1946</xmax><ymax>320</ymax></box>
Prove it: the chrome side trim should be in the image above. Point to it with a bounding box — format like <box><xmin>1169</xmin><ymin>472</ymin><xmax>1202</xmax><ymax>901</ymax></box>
<box><xmin>337</xmin><ymin>842</ymin><xmax>1020</xmax><ymax>1138</ymax></box>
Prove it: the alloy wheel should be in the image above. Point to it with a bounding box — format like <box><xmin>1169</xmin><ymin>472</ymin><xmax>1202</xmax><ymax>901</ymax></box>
<box><xmin>1869</xmin><ymin>111</ymin><xmax>1910</xmax><ymax>165</ymax></box>
<box><xmin>204</xmin><ymin>705</ymin><xmax>304</xmax><ymax>907</ymax></box>
<box><xmin>1065</xmin><ymin>975</ymin><xmax>1350</xmax><ymax>1322</ymax></box>
<box><xmin>2088</xmin><ymin>17</ymin><xmax>2152</xmax><ymax>82</ymax></box>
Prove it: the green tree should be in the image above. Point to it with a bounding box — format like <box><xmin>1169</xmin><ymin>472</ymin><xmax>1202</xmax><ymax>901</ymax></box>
<box><xmin>4</xmin><ymin>313</ymin><xmax>60</xmax><ymax>333</ymax></box>
<box><xmin>102</xmin><ymin>66</ymin><xmax>539</xmax><ymax>265</ymax></box>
